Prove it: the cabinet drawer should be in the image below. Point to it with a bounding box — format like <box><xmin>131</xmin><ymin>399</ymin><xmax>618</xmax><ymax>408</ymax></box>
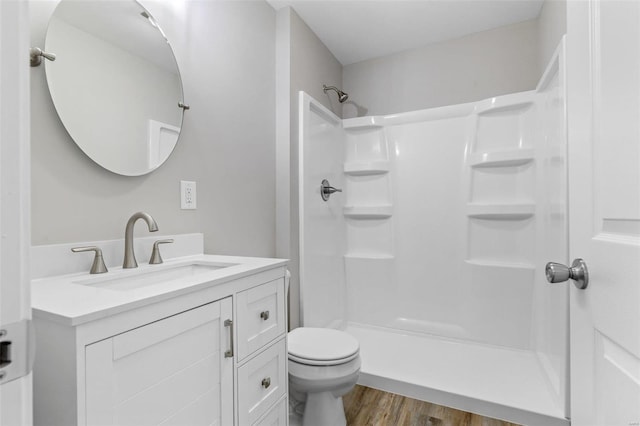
<box><xmin>237</xmin><ymin>339</ymin><xmax>287</xmax><ymax>426</ymax></box>
<box><xmin>236</xmin><ymin>278</ymin><xmax>286</xmax><ymax>360</ymax></box>
<box><xmin>253</xmin><ymin>395</ymin><xmax>287</xmax><ymax>426</ymax></box>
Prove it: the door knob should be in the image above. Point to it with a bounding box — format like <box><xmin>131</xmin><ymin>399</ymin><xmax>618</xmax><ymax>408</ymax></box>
<box><xmin>545</xmin><ymin>258</ymin><xmax>589</xmax><ymax>289</ymax></box>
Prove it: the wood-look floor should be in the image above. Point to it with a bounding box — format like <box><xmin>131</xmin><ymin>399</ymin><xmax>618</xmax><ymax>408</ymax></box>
<box><xmin>343</xmin><ymin>385</ymin><xmax>522</xmax><ymax>426</ymax></box>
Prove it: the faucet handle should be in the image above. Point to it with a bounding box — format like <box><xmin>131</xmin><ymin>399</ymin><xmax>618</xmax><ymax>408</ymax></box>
<box><xmin>71</xmin><ymin>246</ymin><xmax>108</xmax><ymax>274</ymax></box>
<box><xmin>149</xmin><ymin>239</ymin><xmax>174</xmax><ymax>265</ymax></box>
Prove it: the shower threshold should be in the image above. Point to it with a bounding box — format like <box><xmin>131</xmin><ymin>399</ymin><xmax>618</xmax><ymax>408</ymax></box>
<box><xmin>343</xmin><ymin>323</ymin><xmax>569</xmax><ymax>426</ymax></box>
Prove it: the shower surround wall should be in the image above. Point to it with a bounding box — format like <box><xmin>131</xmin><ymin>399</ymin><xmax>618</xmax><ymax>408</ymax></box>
<box><xmin>298</xmin><ymin>44</ymin><xmax>568</xmax><ymax>425</ymax></box>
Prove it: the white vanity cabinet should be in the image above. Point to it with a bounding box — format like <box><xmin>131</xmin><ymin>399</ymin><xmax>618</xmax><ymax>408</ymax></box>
<box><xmin>32</xmin><ymin>256</ymin><xmax>288</xmax><ymax>426</ymax></box>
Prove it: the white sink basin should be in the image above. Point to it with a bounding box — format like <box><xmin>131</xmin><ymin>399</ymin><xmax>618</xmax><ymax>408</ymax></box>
<box><xmin>74</xmin><ymin>262</ymin><xmax>236</xmax><ymax>291</ymax></box>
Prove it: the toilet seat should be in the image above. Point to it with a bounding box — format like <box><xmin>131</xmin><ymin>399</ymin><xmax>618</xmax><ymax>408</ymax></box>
<box><xmin>288</xmin><ymin>328</ymin><xmax>360</xmax><ymax>366</ymax></box>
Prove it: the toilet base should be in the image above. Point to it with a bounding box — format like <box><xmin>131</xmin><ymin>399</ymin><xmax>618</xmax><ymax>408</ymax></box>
<box><xmin>302</xmin><ymin>392</ymin><xmax>346</xmax><ymax>426</ymax></box>
<box><xmin>289</xmin><ymin>399</ymin><xmax>303</xmax><ymax>426</ymax></box>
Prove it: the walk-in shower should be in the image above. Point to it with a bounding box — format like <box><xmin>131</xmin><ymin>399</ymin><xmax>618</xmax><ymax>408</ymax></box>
<box><xmin>298</xmin><ymin>42</ymin><xmax>569</xmax><ymax>425</ymax></box>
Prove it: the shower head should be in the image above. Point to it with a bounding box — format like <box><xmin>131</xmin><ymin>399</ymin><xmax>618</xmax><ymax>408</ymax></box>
<box><xmin>323</xmin><ymin>84</ymin><xmax>349</xmax><ymax>103</ymax></box>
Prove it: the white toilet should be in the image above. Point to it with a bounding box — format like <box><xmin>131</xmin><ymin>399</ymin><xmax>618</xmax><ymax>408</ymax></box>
<box><xmin>288</xmin><ymin>327</ymin><xmax>360</xmax><ymax>426</ymax></box>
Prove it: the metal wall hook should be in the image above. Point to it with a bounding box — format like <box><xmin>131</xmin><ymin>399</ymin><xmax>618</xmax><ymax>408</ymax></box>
<box><xmin>30</xmin><ymin>47</ymin><xmax>56</xmax><ymax>67</ymax></box>
<box><xmin>178</xmin><ymin>102</ymin><xmax>190</xmax><ymax>111</ymax></box>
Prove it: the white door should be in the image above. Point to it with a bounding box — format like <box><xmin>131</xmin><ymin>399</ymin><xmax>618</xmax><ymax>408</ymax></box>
<box><xmin>567</xmin><ymin>1</ymin><xmax>640</xmax><ymax>424</ymax></box>
<box><xmin>0</xmin><ymin>0</ymin><xmax>33</xmax><ymax>425</ymax></box>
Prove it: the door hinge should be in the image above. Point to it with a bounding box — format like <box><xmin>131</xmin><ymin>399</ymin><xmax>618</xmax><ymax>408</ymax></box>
<box><xmin>0</xmin><ymin>319</ymin><xmax>35</xmax><ymax>385</ymax></box>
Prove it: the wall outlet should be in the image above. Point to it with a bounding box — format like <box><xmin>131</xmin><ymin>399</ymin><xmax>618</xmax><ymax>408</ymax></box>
<box><xmin>180</xmin><ymin>180</ymin><xmax>197</xmax><ymax>210</ymax></box>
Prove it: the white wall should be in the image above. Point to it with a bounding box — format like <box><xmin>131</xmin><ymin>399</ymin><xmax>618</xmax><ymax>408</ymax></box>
<box><xmin>342</xmin><ymin>19</ymin><xmax>540</xmax><ymax>118</ymax></box>
<box><xmin>30</xmin><ymin>0</ymin><xmax>276</xmax><ymax>258</ymax></box>
<box><xmin>275</xmin><ymin>7</ymin><xmax>342</xmax><ymax>329</ymax></box>
<box><xmin>298</xmin><ymin>95</ymin><xmax>346</xmax><ymax>328</ymax></box>
<box><xmin>532</xmin><ymin>47</ymin><xmax>569</xmax><ymax>414</ymax></box>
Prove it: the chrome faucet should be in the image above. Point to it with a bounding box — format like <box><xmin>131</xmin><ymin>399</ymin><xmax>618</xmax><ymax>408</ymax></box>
<box><xmin>123</xmin><ymin>212</ymin><xmax>158</xmax><ymax>268</ymax></box>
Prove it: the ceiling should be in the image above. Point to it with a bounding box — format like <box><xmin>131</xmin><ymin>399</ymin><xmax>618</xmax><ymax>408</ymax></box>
<box><xmin>266</xmin><ymin>0</ymin><xmax>545</xmax><ymax>65</ymax></box>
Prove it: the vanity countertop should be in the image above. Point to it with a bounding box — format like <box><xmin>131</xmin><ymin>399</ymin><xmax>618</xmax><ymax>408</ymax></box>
<box><xmin>31</xmin><ymin>254</ymin><xmax>287</xmax><ymax>326</ymax></box>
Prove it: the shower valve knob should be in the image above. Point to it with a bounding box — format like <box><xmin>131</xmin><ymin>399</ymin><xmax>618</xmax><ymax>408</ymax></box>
<box><xmin>545</xmin><ymin>258</ymin><xmax>589</xmax><ymax>289</ymax></box>
<box><xmin>320</xmin><ymin>179</ymin><xmax>342</xmax><ymax>201</ymax></box>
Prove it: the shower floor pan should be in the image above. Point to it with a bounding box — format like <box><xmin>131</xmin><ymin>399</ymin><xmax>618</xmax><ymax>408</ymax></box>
<box><xmin>344</xmin><ymin>324</ymin><xmax>569</xmax><ymax>426</ymax></box>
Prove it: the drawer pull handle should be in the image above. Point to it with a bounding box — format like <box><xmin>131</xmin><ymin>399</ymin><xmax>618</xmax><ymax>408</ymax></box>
<box><xmin>260</xmin><ymin>310</ymin><xmax>270</xmax><ymax>321</ymax></box>
<box><xmin>261</xmin><ymin>377</ymin><xmax>271</xmax><ymax>389</ymax></box>
<box><xmin>224</xmin><ymin>319</ymin><xmax>234</xmax><ymax>358</ymax></box>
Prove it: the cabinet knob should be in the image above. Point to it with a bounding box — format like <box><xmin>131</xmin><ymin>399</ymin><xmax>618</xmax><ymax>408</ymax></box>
<box><xmin>260</xmin><ymin>310</ymin><xmax>270</xmax><ymax>321</ymax></box>
<box><xmin>261</xmin><ymin>377</ymin><xmax>271</xmax><ymax>389</ymax></box>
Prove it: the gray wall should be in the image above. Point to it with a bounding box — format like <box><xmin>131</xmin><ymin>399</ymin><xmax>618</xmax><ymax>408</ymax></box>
<box><xmin>342</xmin><ymin>19</ymin><xmax>540</xmax><ymax>118</ymax></box>
<box><xmin>275</xmin><ymin>7</ymin><xmax>342</xmax><ymax>329</ymax></box>
<box><xmin>30</xmin><ymin>0</ymin><xmax>277</xmax><ymax>258</ymax></box>
<box><xmin>342</xmin><ymin>0</ymin><xmax>568</xmax><ymax>118</ymax></box>
<box><xmin>537</xmin><ymin>0</ymin><xmax>567</xmax><ymax>76</ymax></box>
<box><xmin>289</xmin><ymin>9</ymin><xmax>344</xmax><ymax>118</ymax></box>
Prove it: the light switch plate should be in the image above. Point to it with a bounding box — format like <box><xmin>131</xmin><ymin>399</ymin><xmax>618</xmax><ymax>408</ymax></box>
<box><xmin>180</xmin><ymin>180</ymin><xmax>196</xmax><ymax>209</ymax></box>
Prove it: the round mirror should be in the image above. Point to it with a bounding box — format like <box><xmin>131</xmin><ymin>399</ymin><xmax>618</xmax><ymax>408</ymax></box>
<box><xmin>44</xmin><ymin>0</ymin><xmax>185</xmax><ymax>176</ymax></box>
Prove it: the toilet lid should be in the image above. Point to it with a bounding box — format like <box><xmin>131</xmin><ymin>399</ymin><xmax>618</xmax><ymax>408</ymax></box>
<box><xmin>288</xmin><ymin>328</ymin><xmax>359</xmax><ymax>365</ymax></box>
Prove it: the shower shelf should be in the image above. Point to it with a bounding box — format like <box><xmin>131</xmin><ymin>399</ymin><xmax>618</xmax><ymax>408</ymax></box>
<box><xmin>465</xmin><ymin>259</ymin><xmax>535</xmax><ymax>270</ymax></box>
<box><xmin>467</xmin><ymin>203</ymin><xmax>535</xmax><ymax>220</ymax></box>
<box><xmin>342</xmin><ymin>116</ymin><xmax>385</xmax><ymax>130</ymax></box>
<box><xmin>469</xmin><ymin>149</ymin><xmax>535</xmax><ymax>168</ymax></box>
<box><xmin>343</xmin><ymin>205</ymin><xmax>392</xmax><ymax>219</ymax></box>
<box><xmin>344</xmin><ymin>160</ymin><xmax>390</xmax><ymax>175</ymax></box>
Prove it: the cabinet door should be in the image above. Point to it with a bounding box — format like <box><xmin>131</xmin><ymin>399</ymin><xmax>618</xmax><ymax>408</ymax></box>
<box><xmin>85</xmin><ymin>298</ymin><xmax>233</xmax><ymax>426</ymax></box>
